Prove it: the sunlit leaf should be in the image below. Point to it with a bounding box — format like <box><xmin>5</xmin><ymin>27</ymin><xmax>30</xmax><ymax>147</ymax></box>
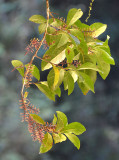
<box><xmin>11</xmin><ymin>60</ymin><xmax>24</xmax><ymax>77</ymax></box>
<box><xmin>94</xmin><ymin>47</ymin><xmax>115</xmax><ymax>65</ymax></box>
<box><xmin>64</xmin><ymin>133</ymin><xmax>80</xmax><ymax>150</ymax></box>
<box><xmin>30</xmin><ymin>114</ymin><xmax>45</xmax><ymax>125</ymax></box>
<box><xmin>38</xmin><ymin>23</ymin><xmax>47</xmax><ymax>34</ymax></box>
<box><xmin>65</xmin><ymin>47</ymin><xmax>74</xmax><ymax>63</ymax></box>
<box><xmin>25</xmin><ymin>64</ymin><xmax>40</xmax><ymax>81</ymax></box>
<box><xmin>29</xmin><ymin>15</ymin><xmax>46</xmax><ymax>23</ymax></box>
<box><xmin>52</xmin><ymin>114</ymin><xmax>57</xmax><ymax>125</ymax></box>
<box><xmin>77</xmin><ymin>62</ymin><xmax>102</xmax><ymax>72</ymax></box>
<box><xmin>63</xmin><ymin>71</ymin><xmax>74</xmax><ymax>95</ymax></box>
<box><xmin>53</xmin><ymin>65</ymin><xmax>60</xmax><ymax>88</ymax></box>
<box><xmin>41</xmin><ymin>43</ymin><xmax>71</xmax><ymax>71</ymax></box>
<box><xmin>35</xmin><ymin>82</ymin><xmax>55</xmax><ymax>101</ymax></box>
<box><xmin>62</xmin><ymin>122</ymin><xmax>86</xmax><ymax>135</ymax></box>
<box><xmin>67</xmin><ymin>8</ymin><xmax>83</xmax><ymax>27</ymax></box>
<box><xmin>40</xmin><ymin>133</ymin><xmax>53</xmax><ymax>154</ymax></box>
<box><xmin>55</xmin><ymin>111</ymin><xmax>68</xmax><ymax>131</ymax></box>
<box><xmin>53</xmin><ymin>133</ymin><xmax>67</xmax><ymax>143</ymax></box>
<box><xmin>77</xmin><ymin>71</ymin><xmax>95</xmax><ymax>94</ymax></box>
<box><xmin>90</xmin><ymin>23</ymin><xmax>107</xmax><ymax>37</ymax></box>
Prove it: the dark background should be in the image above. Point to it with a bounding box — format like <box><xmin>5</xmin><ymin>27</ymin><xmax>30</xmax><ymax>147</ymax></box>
<box><xmin>0</xmin><ymin>0</ymin><xmax>119</xmax><ymax>160</ymax></box>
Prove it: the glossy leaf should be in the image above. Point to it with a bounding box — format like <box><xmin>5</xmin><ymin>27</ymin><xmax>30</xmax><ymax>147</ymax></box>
<box><xmin>49</xmin><ymin>18</ymin><xmax>63</xmax><ymax>28</ymax></box>
<box><xmin>69</xmin><ymin>70</ymin><xmax>78</xmax><ymax>82</ymax></box>
<box><xmin>65</xmin><ymin>47</ymin><xmax>74</xmax><ymax>63</ymax></box>
<box><xmin>35</xmin><ymin>82</ymin><xmax>55</xmax><ymax>101</ymax></box>
<box><xmin>77</xmin><ymin>62</ymin><xmax>101</xmax><ymax>72</ymax></box>
<box><xmin>53</xmin><ymin>65</ymin><xmax>60</xmax><ymax>88</ymax></box>
<box><xmin>40</xmin><ymin>133</ymin><xmax>53</xmax><ymax>154</ymax></box>
<box><xmin>65</xmin><ymin>133</ymin><xmax>80</xmax><ymax>150</ymax></box>
<box><xmin>56</xmin><ymin>33</ymin><xmax>69</xmax><ymax>48</ymax></box>
<box><xmin>90</xmin><ymin>23</ymin><xmax>107</xmax><ymax>37</ymax></box>
<box><xmin>54</xmin><ymin>87</ymin><xmax>61</xmax><ymax>97</ymax></box>
<box><xmin>74</xmin><ymin>20</ymin><xmax>90</xmax><ymax>31</ymax></box>
<box><xmin>94</xmin><ymin>47</ymin><xmax>115</xmax><ymax>65</ymax></box>
<box><xmin>62</xmin><ymin>122</ymin><xmax>86</xmax><ymax>135</ymax></box>
<box><xmin>29</xmin><ymin>15</ymin><xmax>46</xmax><ymax>23</ymax></box>
<box><xmin>63</xmin><ymin>71</ymin><xmax>74</xmax><ymax>95</ymax></box>
<box><xmin>78</xmin><ymin>71</ymin><xmax>95</xmax><ymax>94</ymax></box>
<box><xmin>69</xmin><ymin>28</ymin><xmax>84</xmax><ymax>41</ymax></box>
<box><xmin>52</xmin><ymin>114</ymin><xmax>57</xmax><ymax>125</ymax></box>
<box><xmin>30</xmin><ymin>114</ymin><xmax>45</xmax><ymax>125</ymax></box>
<box><xmin>25</xmin><ymin>64</ymin><xmax>40</xmax><ymax>81</ymax></box>
<box><xmin>67</xmin><ymin>8</ymin><xmax>83</xmax><ymax>27</ymax></box>
<box><xmin>11</xmin><ymin>60</ymin><xmax>24</xmax><ymax>77</ymax></box>
<box><xmin>55</xmin><ymin>111</ymin><xmax>68</xmax><ymax>131</ymax></box>
<box><xmin>53</xmin><ymin>133</ymin><xmax>67</xmax><ymax>144</ymax></box>
<box><xmin>38</xmin><ymin>23</ymin><xmax>47</xmax><ymax>34</ymax></box>
<box><xmin>41</xmin><ymin>43</ymin><xmax>70</xmax><ymax>71</ymax></box>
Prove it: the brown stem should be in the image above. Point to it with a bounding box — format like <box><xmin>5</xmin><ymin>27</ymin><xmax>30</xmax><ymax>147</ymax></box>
<box><xmin>21</xmin><ymin>0</ymin><xmax>50</xmax><ymax>98</ymax></box>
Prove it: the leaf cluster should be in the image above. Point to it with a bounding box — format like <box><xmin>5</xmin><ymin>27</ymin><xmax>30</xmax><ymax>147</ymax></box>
<box><xmin>11</xmin><ymin>7</ymin><xmax>115</xmax><ymax>153</ymax></box>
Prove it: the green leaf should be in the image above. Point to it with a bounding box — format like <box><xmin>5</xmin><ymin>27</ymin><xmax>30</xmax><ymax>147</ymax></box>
<box><xmin>55</xmin><ymin>111</ymin><xmax>68</xmax><ymax>131</ymax></box>
<box><xmin>62</xmin><ymin>122</ymin><xmax>86</xmax><ymax>135</ymax></box>
<box><xmin>74</xmin><ymin>20</ymin><xmax>90</xmax><ymax>31</ymax></box>
<box><xmin>69</xmin><ymin>28</ymin><xmax>84</xmax><ymax>41</ymax></box>
<box><xmin>90</xmin><ymin>23</ymin><xmax>107</xmax><ymax>37</ymax></box>
<box><xmin>49</xmin><ymin>18</ymin><xmax>63</xmax><ymax>28</ymax></box>
<box><xmin>52</xmin><ymin>114</ymin><xmax>57</xmax><ymax>125</ymax></box>
<box><xmin>69</xmin><ymin>70</ymin><xmax>78</xmax><ymax>82</ymax></box>
<box><xmin>77</xmin><ymin>71</ymin><xmax>95</xmax><ymax>94</ymax></box>
<box><xmin>63</xmin><ymin>71</ymin><xmax>74</xmax><ymax>95</ymax></box>
<box><xmin>56</xmin><ymin>33</ymin><xmax>69</xmax><ymax>48</ymax></box>
<box><xmin>54</xmin><ymin>87</ymin><xmax>61</xmax><ymax>97</ymax></box>
<box><xmin>38</xmin><ymin>23</ymin><xmax>47</xmax><ymax>34</ymax></box>
<box><xmin>35</xmin><ymin>82</ymin><xmax>55</xmax><ymax>101</ymax></box>
<box><xmin>78</xmin><ymin>40</ymin><xmax>88</xmax><ymax>55</ymax></box>
<box><xmin>25</xmin><ymin>64</ymin><xmax>40</xmax><ymax>81</ymax></box>
<box><xmin>47</xmin><ymin>68</ymin><xmax>64</xmax><ymax>91</ymax></box>
<box><xmin>65</xmin><ymin>47</ymin><xmax>74</xmax><ymax>63</ymax></box>
<box><xmin>47</xmin><ymin>67</ymin><xmax>59</xmax><ymax>90</ymax></box>
<box><xmin>77</xmin><ymin>62</ymin><xmax>102</xmax><ymax>72</ymax></box>
<box><xmin>53</xmin><ymin>65</ymin><xmax>60</xmax><ymax>88</ymax></box>
<box><xmin>30</xmin><ymin>114</ymin><xmax>45</xmax><ymax>125</ymax></box>
<box><xmin>64</xmin><ymin>133</ymin><xmax>80</xmax><ymax>150</ymax></box>
<box><xmin>29</xmin><ymin>15</ymin><xmax>46</xmax><ymax>23</ymax></box>
<box><xmin>92</xmin><ymin>49</ymin><xmax>111</xmax><ymax>79</ymax></box>
<box><xmin>41</xmin><ymin>43</ymin><xmax>70</xmax><ymax>71</ymax></box>
<box><xmin>40</xmin><ymin>133</ymin><xmax>53</xmax><ymax>154</ymax></box>
<box><xmin>66</xmin><ymin>8</ymin><xmax>83</xmax><ymax>27</ymax></box>
<box><xmin>94</xmin><ymin>47</ymin><xmax>115</xmax><ymax>65</ymax></box>
<box><xmin>11</xmin><ymin>60</ymin><xmax>24</xmax><ymax>77</ymax></box>
<box><xmin>53</xmin><ymin>133</ymin><xmax>67</xmax><ymax>143</ymax></box>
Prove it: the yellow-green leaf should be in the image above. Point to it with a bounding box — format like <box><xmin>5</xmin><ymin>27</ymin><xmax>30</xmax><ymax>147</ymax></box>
<box><xmin>62</xmin><ymin>122</ymin><xmax>86</xmax><ymax>135</ymax></box>
<box><xmin>35</xmin><ymin>82</ymin><xmax>55</xmax><ymax>101</ymax></box>
<box><xmin>52</xmin><ymin>114</ymin><xmax>57</xmax><ymax>125</ymax></box>
<box><xmin>38</xmin><ymin>23</ymin><xmax>47</xmax><ymax>34</ymax></box>
<box><xmin>67</xmin><ymin>8</ymin><xmax>83</xmax><ymax>27</ymax></box>
<box><xmin>53</xmin><ymin>133</ymin><xmax>67</xmax><ymax>144</ymax></box>
<box><xmin>11</xmin><ymin>60</ymin><xmax>24</xmax><ymax>77</ymax></box>
<box><xmin>65</xmin><ymin>133</ymin><xmax>80</xmax><ymax>150</ymax></box>
<box><xmin>63</xmin><ymin>71</ymin><xmax>74</xmax><ymax>95</ymax></box>
<box><xmin>30</xmin><ymin>114</ymin><xmax>45</xmax><ymax>125</ymax></box>
<box><xmin>29</xmin><ymin>15</ymin><xmax>46</xmax><ymax>23</ymax></box>
<box><xmin>40</xmin><ymin>133</ymin><xmax>53</xmax><ymax>154</ymax></box>
<box><xmin>25</xmin><ymin>64</ymin><xmax>40</xmax><ymax>81</ymax></box>
<box><xmin>55</xmin><ymin>111</ymin><xmax>68</xmax><ymax>132</ymax></box>
<box><xmin>53</xmin><ymin>65</ymin><xmax>60</xmax><ymax>89</ymax></box>
<box><xmin>90</xmin><ymin>23</ymin><xmax>107</xmax><ymax>37</ymax></box>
